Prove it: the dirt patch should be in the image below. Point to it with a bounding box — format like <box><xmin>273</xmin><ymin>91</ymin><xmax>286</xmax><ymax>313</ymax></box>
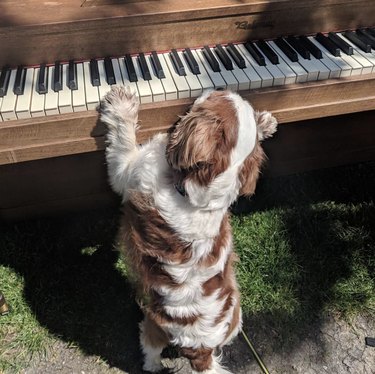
<box><xmin>21</xmin><ymin>314</ymin><xmax>374</xmax><ymax>374</ymax></box>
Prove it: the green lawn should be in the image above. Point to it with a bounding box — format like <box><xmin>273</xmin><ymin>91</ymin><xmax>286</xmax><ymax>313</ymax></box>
<box><xmin>1</xmin><ymin>161</ymin><xmax>374</xmax><ymax>372</ymax></box>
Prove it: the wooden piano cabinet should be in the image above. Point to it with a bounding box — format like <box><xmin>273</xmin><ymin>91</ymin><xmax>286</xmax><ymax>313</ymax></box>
<box><xmin>1</xmin><ymin>0</ymin><xmax>375</xmax><ymax>66</ymax></box>
<box><xmin>1</xmin><ymin>110</ymin><xmax>375</xmax><ymax>222</ymax></box>
<box><xmin>1</xmin><ymin>0</ymin><xmax>375</xmax><ymax>221</ymax></box>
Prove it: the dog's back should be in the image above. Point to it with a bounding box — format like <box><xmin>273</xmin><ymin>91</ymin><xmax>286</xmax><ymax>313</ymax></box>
<box><xmin>101</xmin><ymin>87</ymin><xmax>277</xmax><ymax>373</ymax></box>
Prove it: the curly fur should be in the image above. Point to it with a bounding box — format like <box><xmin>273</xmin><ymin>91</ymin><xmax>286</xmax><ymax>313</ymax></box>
<box><xmin>100</xmin><ymin>87</ymin><xmax>277</xmax><ymax>373</ymax></box>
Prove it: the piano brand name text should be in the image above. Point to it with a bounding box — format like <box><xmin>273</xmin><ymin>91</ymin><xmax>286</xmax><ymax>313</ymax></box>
<box><xmin>235</xmin><ymin>20</ymin><xmax>274</xmax><ymax>30</ymax></box>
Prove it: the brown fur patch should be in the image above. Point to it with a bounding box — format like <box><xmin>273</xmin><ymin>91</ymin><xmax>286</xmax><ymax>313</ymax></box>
<box><xmin>119</xmin><ymin>191</ymin><xmax>192</xmax><ymax>295</ymax></box>
<box><xmin>199</xmin><ymin>213</ymin><xmax>232</xmax><ymax>268</ymax></box>
<box><xmin>141</xmin><ymin>315</ymin><xmax>169</xmax><ymax>348</ymax></box>
<box><xmin>238</xmin><ymin>142</ymin><xmax>266</xmax><ymax>196</ymax></box>
<box><xmin>224</xmin><ymin>297</ymin><xmax>241</xmax><ymax>341</ymax></box>
<box><xmin>181</xmin><ymin>347</ymin><xmax>214</xmax><ymax>372</ymax></box>
<box><xmin>166</xmin><ymin>91</ymin><xmax>239</xmax><ymax>188</ymax></box>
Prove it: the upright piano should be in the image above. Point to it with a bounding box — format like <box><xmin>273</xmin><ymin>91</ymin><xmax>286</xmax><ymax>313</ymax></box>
<box><xmin>1</xmin><ymin>0</ymin><xmax>375</xmax><ymax>220</ymax></box>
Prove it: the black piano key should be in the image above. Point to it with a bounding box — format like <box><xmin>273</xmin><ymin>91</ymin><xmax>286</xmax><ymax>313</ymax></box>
<box><xmin>227</xmin><ymin>43</ymin><xmax>246</xmax><ymax>68</ymax></box>
<box><xmin>151</xmin><ymin>51</ymin><xmax>165</xmax><ymax>79</ymax></box>
<box><xmin>298</xmin><ymin>35</ymin><xmax>323</xmax><ymax>59</ymax></box>
<box><xmin>286</xmin><ymin>36</ymin><xmax>310</xmax><ymax>59</ymax></box>
<box><xmin>138</xmin><ymin>53</ymin><xmax>151</xmax><ymax>80</ymax></box>
<box><xmin>214</xmin><ymin>44</ymin><xmax>233</xmax><ymax>70</ymax></box>
<box><xmin>256</xmin><ymin>40</ymin><xmax>279</xmax><ymax>64</ymax></box>
<box><xmin>275</xmin><ymin>37</ymin><xmax>298</xmax><ymax>62</ymax></box>
<box><xmin>315</xmin><ymin>33</ymin><xmax>341</xmax><ymax>56</ymax></box>
<box><xmin>170</xmin><ymin>49</ymin><xmax>186</xmax><ymax>76</ymax></box>
<box><xmin>0</xmin><ymin>66</ymin><xmax>11</xmax><ymax>97</ymax></box>
<box><xmin>328</xmin><ymin>32</ymin><xmax>353</xmax><ymax>55</ymax></box>
<box><xmin>104</xmin><ymin>57</ymin><xmax>116</xmax><ymax>85</ymax></box>
<box><xmin>244</xmin><ymin>41</ymin><xmax>266</xmax><ymax>66</ymax></box>
<box><xmin>89</xmin><ymin>59</ymin><xmax>100</xmax><ymax>86</ymax></box>
<box><xmin>184</xmin><ymin>48</ymin><xmax>200</xmax><ymax>75</ymax></box>
<box><xmin>343</xmin><ymin>31</ymin><xmax>371</xmax><ymax>52</ymax></box>
<box><xmin>366</xmin><ymin>28</ymin><xmax>375</xmax><ymax>38</ymax></box>
<box><xmin>125</xmin><ymin>54</ymin><xmax>138</xmax><ymax>82</ymax></box>
<box><xmin>53</xmin><ymin>61</ymin><xmax>63</xmax><ymax>92</ymax></box>
<box><xmin>68</xmin><ymin>60</ymin><xmax>78</xmax><ymax>90</ymax></box>
<box><xmin>37</xmin><ymin>63</ymin><xmax>48</xmax><ymax>94</ymax></box>
<box><xmin>202</xmin><ymin>46</ymin><xmax>220</xmax><ymax>72</ymax></box>
<box><xmin>13</xmin><ymin>66</ymin><xmax>26</xmax><ymax>95</ymax></box>
<box><xmin>356</xmin><ymin>29</ymin><xmax>375</xmax><ymax>49</ymax></box>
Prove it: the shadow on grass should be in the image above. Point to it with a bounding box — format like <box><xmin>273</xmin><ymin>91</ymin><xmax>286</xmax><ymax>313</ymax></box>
<box><xmin>231</xmin><ymin>162</ymin><xmax>375</xmax><ymax>367</ymax></box>
<box><xmin>0</xmin><ymin>209</ymin><xmax>144</xmax><ymax>373</ymax></box>
<box><xmin>0</xmin><ymin>162</ymin><xmax>374</xmax><ymax>373</ymax></box>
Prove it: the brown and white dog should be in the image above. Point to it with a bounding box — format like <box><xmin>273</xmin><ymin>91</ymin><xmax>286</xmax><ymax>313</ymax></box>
<box><xmin>100</xmin><ymin>87</ymin><xmax>277</xmax><ymax>373</ymax></box>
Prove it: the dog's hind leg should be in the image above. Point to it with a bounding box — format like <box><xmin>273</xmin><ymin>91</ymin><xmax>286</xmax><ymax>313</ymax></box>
<box><xmin>100</xmin><ymin>86</ymin><xmax>140</xmax><ymax>198</ymax></box>
<box><xmin>139</xmin><ymin>316</ymin><xmax>169</xmax><ymax>372</ymax></box>
<box><xmin>182</xmin><ymin>347</ymin><xmax>233</xmax><ymax>374</ymax></box>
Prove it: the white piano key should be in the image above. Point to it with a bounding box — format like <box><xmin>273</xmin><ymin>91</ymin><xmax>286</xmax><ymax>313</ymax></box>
<box><xmin>191</xmin><ymin>50</ymin><xmax>215</xmax><ymax>91</ymax></box>
<box><xmin>296</xmin><ymin>56</ymin><xmax>320</xmax><ymax>81</ymax></box>
<box><xmin>224</xmin><ymin>46</ymin><xmax>251</xmax><ymax>90</ymax></box>
<box><xmin>338</xmin><ymin>33</ymin><xmax>375</xmax><ymax>74</ymax></box>
<box><xmin>307</xmin><ymin>37</ymin><xmax>341</xmax><ymax>78</ymax></box>
<box><xmin>309</xmin><ymin>37</ymin><xmax>352</xmax><ymax>77</ymax></box>
<box><xmin>162</xmin><ymin>53</ymin><xmax>190</xmax><ymax>98</ymax></box>
<box><xmin>72</xmin><ymin>63</ymin><xmax>86</xmax><ymax>112</ymax></box>
<box><xmin>44</xmin><ymin>66</ymin><xmax>59</xmax><ymax>115</ymax></box>
<box><xmin>232</xmin><ymin>45</ymin><xmax>262</xmax><ymax>89</ymax></box>
<box><xmin>339</xmin><ymin>52</ymin><xmax>363</xmax><ymax>76</ymax></box>
<box><xmin>16</xmin><ymin>68</ymin><xmax>34</xmax><ymax>119</ymax></box>
<box><xmin>58</xmin><ymin>64</ymin><xmax>73</xmax><ymax>113</ymax></box>
<box><xmin>30</xmin><ymin>68</ymin><xmax>45</xmax><ymax>117</ymax></box>
<box><xmin>310</xmin><ymin>57</ymin><xmax>331</xmax><ymax>80</ymax></box>
<box><xmin>156</xmin><ymin>54</ymin><xmax>178</xmax><ymax>100</ymax></box>
<box><xmin>98</xmin><ymin>59</ymin><xmax>111</xmax><ymax>99</ymax></box>
<box><xmin>237</xmin><ymin>44</ymin><xmax>273</xmax><ymax>88</ymax></box>
<box><xmin>195</xmin><ymin>49</ymin><xmax>226</xmax><ymax>90</ymax></box>
<box><xmin>262</xmin><ymin>55</ymin><xmax>285</xmax><ymax>86</ymax></box>
<box><xmin>268</xmin><ymin>41</ymin><xmax>307</xmax><ymax>83</ymax></box>
<box><xmin>179</xmin><ymin>51</ymin><xmax>202</xmax><ymax>97</ymax></box>
<box><xmin>210</xmin><ymin>47</ymin><xmax>239</xmax><ymax>91</ymax></box>
<box><xmin>132</xmin><ymin>56</ymin><xmax>152</xmax><ymax>104</ymax></box>
<box><xmin>118</xmin><ymin>57</ymin><xmax>139</xmax><ymax>98</ymax></box>
<box><xmin>145</xmin><ymin>55</ymin><xmax>165</xmax><ymax>102</ymax></box>
<box><xmin>112</xmin><ymin>58</ymin><xmax>124</xmax><ymax>86</ymax></box>
<box><xmin>1</xmin><ymin>69</ymin><xmax>18</xmax><ymax>120</ymax></box>
<box><xmin>83</xmin><ymin>61</ymin><xmax>100</xmax><ymax>110</ymax></box>
<box><xmin>267</xmin><ymin>41</ymin><xmax>299</xmax><ymax>84</ymax></box>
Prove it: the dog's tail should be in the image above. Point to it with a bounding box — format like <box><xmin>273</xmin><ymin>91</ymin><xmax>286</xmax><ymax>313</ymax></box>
<box><xmin>100</xmin><ymin>86</ymin><xmax>140</xmax><ymax>197</ymax></box>
<box><xmin>254</xmin><ymin>111</ymin><xmax>278</xmax><ymax>141</ymax></box>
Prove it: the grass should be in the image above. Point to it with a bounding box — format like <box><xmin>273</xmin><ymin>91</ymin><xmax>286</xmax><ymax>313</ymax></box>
<box><xmin>1</xmin><ymin>161</ymin><xmax>375</xmax><ymax>372</ymax></box>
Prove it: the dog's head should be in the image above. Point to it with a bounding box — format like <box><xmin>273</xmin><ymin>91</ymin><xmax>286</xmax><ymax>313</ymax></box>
<box><xmin>166</xmin><ymin>90</ymin><xmax>277</xmax><ymax>210</ymax></box>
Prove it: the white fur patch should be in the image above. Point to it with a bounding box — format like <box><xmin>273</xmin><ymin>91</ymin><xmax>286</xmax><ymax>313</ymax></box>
<box><xmin>227</xmin><ymin>91</ymin><xmax>257</xmax><ymax>167</ymax></box>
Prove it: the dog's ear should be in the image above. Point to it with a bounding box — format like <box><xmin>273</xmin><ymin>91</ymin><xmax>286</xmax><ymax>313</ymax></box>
<box><xmin>166</xmin><ymin>110</ymin><xmax>236</xmax><ymax>172</ymax></box>
<box><xmin>255</xmin><ymin>111</ymin><xmax>278</xmax><ymax>141</ymax></box>
<box><xmin>238</xmin><ymin>143</ymin><xmax>266</xmax><ymax>196</ymax></box>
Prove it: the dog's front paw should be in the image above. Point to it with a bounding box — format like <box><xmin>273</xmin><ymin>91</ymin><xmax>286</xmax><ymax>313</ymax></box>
<box><xmin>100</xmin><ymin>86</ymin><xmax>140</xmax><ymax>129</ymax></box>
<box><xmin>255</xmin><ymin>111</ymin><xmax>278</xmax><ymax>141</ymax></box>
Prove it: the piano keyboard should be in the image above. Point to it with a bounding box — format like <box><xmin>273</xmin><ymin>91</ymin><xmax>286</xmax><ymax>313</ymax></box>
<box><xmin>1</xmin><ymin>29</ymin><xmax>375</xmax><ymax>122</ymax></box>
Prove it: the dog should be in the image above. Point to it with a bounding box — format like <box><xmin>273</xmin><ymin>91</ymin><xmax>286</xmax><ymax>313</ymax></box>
<box><xmin>100</xmin><ymin>87</ymin><xmax>277</xmax><ymax>373</ymax></box>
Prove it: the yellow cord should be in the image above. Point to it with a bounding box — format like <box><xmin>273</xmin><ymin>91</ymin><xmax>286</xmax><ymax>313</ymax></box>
<box><xmin>241</xmin><ymin>330</ymin><xmax>270</xmax><ymax>374</ymax></box>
